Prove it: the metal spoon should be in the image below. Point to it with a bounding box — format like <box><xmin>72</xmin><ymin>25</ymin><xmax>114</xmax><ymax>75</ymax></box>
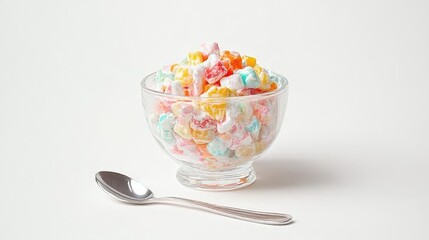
<box><xmin>95</xmin><ymin>171</ymin><xmax>293</xmax><ymax>225</ymax></box>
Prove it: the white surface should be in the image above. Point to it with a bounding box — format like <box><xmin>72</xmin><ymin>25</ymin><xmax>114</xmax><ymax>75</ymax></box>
<box><xmin>1</xmin><ymin>0</ymin><xmax>429</xmax><ymax>239</ymax></box>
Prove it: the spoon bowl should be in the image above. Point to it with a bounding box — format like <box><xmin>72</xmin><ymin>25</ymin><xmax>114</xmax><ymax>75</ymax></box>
<box><xmin>96</xmin><ymin>171</ymin><xmax>153</xmax><ymax>204</ymax></box>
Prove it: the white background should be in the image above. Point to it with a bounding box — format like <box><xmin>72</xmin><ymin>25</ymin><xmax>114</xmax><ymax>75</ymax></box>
<box><xmin>1</xmin><ymin>0</ymin><xmax>428</xmax><ymax>239</ymax></box>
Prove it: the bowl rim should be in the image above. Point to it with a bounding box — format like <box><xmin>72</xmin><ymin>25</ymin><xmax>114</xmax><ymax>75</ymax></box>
<box><xmin>140</xmin><ymin>70</ymin><xmax>289</xmax><ymax>100</ymax></box>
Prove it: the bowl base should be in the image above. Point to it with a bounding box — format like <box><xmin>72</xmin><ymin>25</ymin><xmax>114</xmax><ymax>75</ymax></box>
<box><xmin>176</xmin><ymin>162</ymin><xmax>256</xmax><ymax>191</ymax></box>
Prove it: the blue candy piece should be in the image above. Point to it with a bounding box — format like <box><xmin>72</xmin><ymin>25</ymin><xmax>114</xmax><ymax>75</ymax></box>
<box><xmin>267</xmin><ymin>69</ymin><xmax>288</xmax><ymax>86</ymax></box>
<box><xmin>155</xmin><ymin>70</ymin><xmax>175</xmax><ymax>83</ymax></box>
<box><xmin>245</xmin><ymin>116</ymin><xmax>261</xmax><ymax>138</ymax></box>
<box><xmin>237</xmin><ymin>66</ymin><xmax>260</xmax><ymax>88</ymax></box>
<box><xmin>207</xmin><ymin>136</ymin><xmax>229</xmax><ymax>156</ymax></box>
<box><xmin>156</xmin><ymin>113</ymin><xmax>176</xmax><ymax>145</ymax></box>
<box><xmin>158</xmin><ymin>113</ymin><xmax>175</xmax><ymax>130</ymax></box>
<box><xmin>159</xmin><ymin>128</ymin><xmax>176</xmax><ymax>144</ymax></box>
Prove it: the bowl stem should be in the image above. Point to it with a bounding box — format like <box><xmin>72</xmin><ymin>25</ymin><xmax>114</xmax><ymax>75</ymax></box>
<box><xmin>176</xmin><ymin>162</ymin><xmax>256</xmax><ymax>191</ymax></box>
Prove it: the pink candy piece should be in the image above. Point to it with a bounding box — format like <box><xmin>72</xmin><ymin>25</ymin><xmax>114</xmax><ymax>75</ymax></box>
<box><xmin>172</xmin><ymin>145</ymin><xmax>184</xmax><ymax>155</ymax></box>
<box><xmin>191</xmin><ymin>116</ymin><xmax>216</xmax><ymax>130</ymax></box>
<box><xmin>229</xmin><ymin>124</ymin><xmax>253</xmax><ymax>150</ymax></box>
<box><xmin>200</xmin><ymin>42</ymin><xmax>220</xmax><ymax>59</ymax></box>
<box><xmin>177</xmin><ymin>136</ymin><xmax>196</xmax><ymax>149</ymax></box>
<box><xmin>205</xmin><ymin>54</ymin><xmax>220</xmax><ymax>67</ymax></box>
<box><xmin>253</xmin><ymin>102</ymin><xmax>272</xmax><ymax>124</ymax></box>
<box><xmin>204</xmin><ymin>61</ymin><xmax>228</xmax><ymax>84</ymax></box>
<box><xmin>174</xmin><ymin>134</ymin><xmax>200</xmax><ymax>157</ymax></box>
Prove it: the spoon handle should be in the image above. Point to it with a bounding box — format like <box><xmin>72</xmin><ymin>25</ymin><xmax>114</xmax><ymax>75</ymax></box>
<box><xmin>150</xmin><ymin>197</ymin><xmax>292</xmax><ymax>225</ymax></box>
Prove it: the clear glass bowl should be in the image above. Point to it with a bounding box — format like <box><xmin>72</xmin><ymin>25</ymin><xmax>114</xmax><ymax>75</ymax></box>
<box><xmin>141</xmin><ymin>71</ymin><xmax>289</xmax><ymax>190</ymax></box>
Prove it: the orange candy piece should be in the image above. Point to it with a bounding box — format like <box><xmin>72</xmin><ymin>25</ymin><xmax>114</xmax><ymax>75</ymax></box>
<box><xmin>196</xmin><ymin>144</ymin><xmax>211</xmax><ymax>157</ymax></box>
<box><xmin>203</xmin><ymin>83</ymin><xmax>221</xmax><ymax>92</ymax></box>
<box><xmin>157</xmin><ymin>100</ymin><xmax>172</xmax><ymax>114</ymax></box>
<box><xmin>221</xmin><ymin>51</ymin><xmax>243</xmax><ymax>75</ymax></box>
<box><xmin>242</xmin><ymin>55</ymin><xmax>257</xmax><ymax>67</ymax></box>
<box><xmin>170</xmin><ymin>64</ymin><xmax>178</xmax><ymax>72</ymax></box>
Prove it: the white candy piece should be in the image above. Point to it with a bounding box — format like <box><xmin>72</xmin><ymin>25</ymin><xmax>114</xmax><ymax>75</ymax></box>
<box><xmin>227</xmin><ymin>103</ymin><xmax>241</xmax><ymax>121</ymax></box>
<box><xmin>171</xmin><ymin>81</ymin><xmax>184</xmax><ymax>96</ymax></box>
<box><xmin>203</xmin><ymin>54</ymin><xmax>221</xmax><ymax>68</ymax></box>
<box><xmin>217</xmin><ymin>103</ymin><xmax>241</xmax><ymax>133</ymax></box>
<box><xmin>220</xmin><ymin>74</ymin><xmax>244</xmax><ymax>91</ymax></box>
<box><xmin>192</xmin><ymin>64</ymin><xmax>205</xmax><ymax>96</ymax></box>
<box><xmin>159</xmin><ymin>113</ymin><xmax>176</xmax><ymax>130</ymax></box>
<box><xmin>217</xmin><ymin>117</ymin><xmax>234</xmax><ymax>134</ymax></box>
<box><xmin>200</xmin><ymin>42</ymin><xmax>220</xmax><ymax>57</ymax></box>
<box><xmin>155</xmin><ymin>77</ymin><xmax>173</xmax><ymax>92</ymax></box>
<box><xmin>230</xmin><ymin>127</ymin><xmax>252</xmax><ymax>150</ymax></box>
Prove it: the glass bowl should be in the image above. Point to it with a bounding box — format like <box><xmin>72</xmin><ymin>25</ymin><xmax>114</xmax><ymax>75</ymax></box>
<box><xmin>141</xmin><ymin>71</ymin><xmax>289</xmax><ymax>190</ymax></box>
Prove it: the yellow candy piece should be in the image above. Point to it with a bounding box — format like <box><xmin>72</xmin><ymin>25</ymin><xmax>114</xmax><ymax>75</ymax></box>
<box><xmin>205</xmin><ymin>86</ymin><xmax>231</xmax><ymax>97</ymax></box>
<box><xmin>258</xmin><ymin>69</ymin><xmax>272</xmax><ymax>91</ymax></box>
<box><xmin>253</xmin><ymin>65</ymin><xmax>263</xmax><ymax>75</ymax></box>
<box><xmin>260</xmin><ymin>70</ymin><xmax>270</xmax><ymax>85</ymax></box>
<box><xmin>255</xmin><ymin>141</ymin><xmax>269</xmax><ymax>154</ymax></box>
<box><xmin>171</xmin><ymin>102</ymin><xmax>183</xmax><ymax>117</ymax></box>
<box><xmin>235</xmin><ymin>143</ymin><xmax>256</xmax><ymax>158</ymax></box>
<box><xmin>174</xmin><ymin>123</ymin><xmax>193</xmax><ymax>140</ymax></box>
<box><xmin>200</xmin><ymin>86</ymin><xmax>231</xmax><ymax>121</ymax></box>
<box><xmin>242</xmin><ymin>55</ymin><xmax>257</xmax><ymax>67</ymax></box>
<box><xmin>204</xmin><ymin>105</ymin><xmax>226</xmax><ymax>121</ymax></box>
<box><xmin>171</xmin><ymin>102</ymin><xmax>192</xmax><ymax>117</ymax></box>
<box><xmin>187</xmin><ymin>51</ymin><xmax>204</xmax><ymax>66</ymax></box>
<box><xmin>174</xmin><ymin>67</ymin><xmax>193</xmax><ymax>87</ymax></box>
<box><xmin>191</xmin><ymin>128</ymin><xmax>214</xmax><ymax>144</ymax></box>
<box><xmin>204</xmin><ymin>84</ymin><xmax>215</xmax><ymax>93</ymax></box>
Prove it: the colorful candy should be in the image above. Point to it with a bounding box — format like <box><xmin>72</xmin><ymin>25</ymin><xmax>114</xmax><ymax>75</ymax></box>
<box><xmin>148</xmin><ymin>42</ymin><xmax>284</xmax><ymax>168</ymax></box>
<box><xmin>217</xmin><ymin>103</ymin><xmax>240</xmax><ymax>133</ymax></box>
<box><xmin>237</xmin><ymin>67</ymin><xmax>260</xmax><ymax>89</ymax></box>
<box><xmin>191</xmin><ymin>128</ymin><xmax>214</xmax><ymax>144</ymax></box>
<box><xmin>171</xmin><ymin>81</ymin><xmax>184</xmax><ymax>96</ymax></box>
<box><xmin>242</xmin><ymin>55</ymin><xmax>257</xmax><ymax>67</ymax></box>
<box><xmin>157</xmin><ymin>113</ymin><xmax>176</xmax><ymax>144</ymax></box>
<box><xmin>200</xmin><ymin>42</ymin><xmax>220</xmax><ymax>59</ymax></box>
<box><xmin>207</xmin><ymin>136</ymin><xmax>231</xmax><ymax>156</ymax></box>
<box><xmin>235</xmin><ymin>143</ymin><xmax>256</xmax><ymax>158</ymax></box>
<box><xmin>174</xmin><ymin>122</ymin><xmax>193</xmax><ymax>140</ymax></box>
<box><xmin>245</xmin><ymin>116</ymin><xmax>261</xmax><ymax>139</ymax></box>
<box><xmin>220</xmin><ymin>74</ymin><xmax>244</xmax><ymax>91</ymax></box>
<box><xmin>187</xmin><ymin>51</ymin><xmax>204</xmax><ymax>66</ymax></box>
<box><xmin>204</xmin><ymin>61</ymin><xmax>228</xmax><ymax>84</ymax></box>
<box><xmin>174</xmin><ymin>66</ymin><xmax>193</xmax><ymax>87</ymax></box>
<box><xmin>221</xmin><ymin>51</ymin><xmax>243</xmax><ymax>75</ymax></box>
<box><xmin>191</xmin><ymin>64</ymin><xmax>205</xmax><ymax>96</ymax></box>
